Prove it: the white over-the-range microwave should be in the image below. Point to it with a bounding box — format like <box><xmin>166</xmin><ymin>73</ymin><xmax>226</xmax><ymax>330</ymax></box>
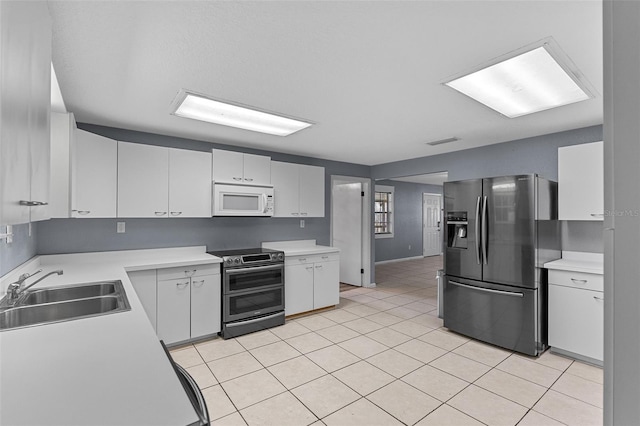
<box><xmin>212</xmin><ymin>183</ymin><xmax>274</xmax><ymax>217</ymax></box>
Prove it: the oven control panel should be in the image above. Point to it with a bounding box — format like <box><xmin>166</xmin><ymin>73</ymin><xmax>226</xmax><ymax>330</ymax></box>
<box><xmin>223</xmin><ymin>252</ymin><xmax>284</xmax><ymax>266</ymax></box>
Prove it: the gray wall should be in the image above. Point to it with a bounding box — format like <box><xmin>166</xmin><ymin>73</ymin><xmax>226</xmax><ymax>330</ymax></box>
<box><xmin>561</xmin><ymin>221</ymin><xmax>603</xmax><ymax>253</ymax></box>
<box><xmin>372</xmin><ymin>126</ymin><xmax>603</xmax><ymax>182</ymax></box>
<box><xmin>0</xmin><ymin>223</ymin><xmax>37</xmax><ymax>276</ymax></box>
<box><xmin>36</xmin><ymin>124</ymin><xmax>374</xmax><ymax>268</ymax></box>
<box><xmin>375</xmin><ymin>180</ymin><xmax>443</xmax><ymax>262</ymax></box>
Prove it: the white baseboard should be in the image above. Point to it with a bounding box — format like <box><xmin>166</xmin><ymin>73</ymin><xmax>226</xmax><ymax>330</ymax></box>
<box><xmin>364</xmin><ymin>282</ymin><xmax>377</xmax><ymax>288</ymax></box>
<box><xmin>375</xmin><ymin>255</ymin><xmax>424</xmax><ymax>265</ymax></box>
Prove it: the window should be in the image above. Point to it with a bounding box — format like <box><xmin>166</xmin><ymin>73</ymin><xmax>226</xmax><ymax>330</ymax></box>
<box><xmin>375</xmin><ymin>185</ymin><xmax>394</xmax><ymax>238</ymax></box>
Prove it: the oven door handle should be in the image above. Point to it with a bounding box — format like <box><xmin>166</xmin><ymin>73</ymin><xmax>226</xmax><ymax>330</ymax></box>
<box><xmin>225</xmin><ymin>311</ymin><xmax>284</xmax><ymax>327</ymax></box>
<box><xmin>226</xmin><ymin>264</ymin><xmax>283</xmax><ymax>274</ymax></box>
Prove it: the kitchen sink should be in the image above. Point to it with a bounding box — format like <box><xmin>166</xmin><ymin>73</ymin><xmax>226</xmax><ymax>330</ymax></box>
<box><xmin>21</xmin><ymin>282</ymin><xmax>118</xmax><ymax>305</ymax></box>
<box><xmin>0</xmin><ymin>280</ymin><xmax>131</xmax><ymax>331</ymax></box>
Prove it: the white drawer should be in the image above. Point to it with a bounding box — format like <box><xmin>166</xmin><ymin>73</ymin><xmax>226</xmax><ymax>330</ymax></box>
<box><xmin>287</xmin><ymin>252</ymin><xmax>339</xmax><ymax>265</ymax></box>
<box><xmin>548</xmin><ymin>269</ymin><xmax>603</xmax><ymax>292</ymax></box>
<box><xmin>157</xmin><ymin>263</ymin><xmax>220</xmax><ymax>281</ymax></box>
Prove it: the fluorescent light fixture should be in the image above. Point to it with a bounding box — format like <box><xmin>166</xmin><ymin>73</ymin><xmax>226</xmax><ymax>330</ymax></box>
<box><xmin>444</xmin><ymin>43</ymin><xmax>593</xmax><ymax>118</ymax></box>
<box><xmin>171</xmin><ymin>90</ymin><xmax>312</xmax><ymax>136</ymax></box>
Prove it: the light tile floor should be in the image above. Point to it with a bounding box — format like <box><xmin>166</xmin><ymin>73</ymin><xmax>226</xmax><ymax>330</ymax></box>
<box><xmin>170</xmin><ymin>256</ymin><xmax>604</xmax><ymax>426</ymax></box>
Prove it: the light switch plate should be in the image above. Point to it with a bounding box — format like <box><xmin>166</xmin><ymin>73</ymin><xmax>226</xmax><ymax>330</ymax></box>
<box><xmin>117</xmin><ymin>222</ymin><xmax>126</xmax><ymax>233</ymax></box>
<box><xmin>300</xmin><ymin>219</ymin><xmax>305</xmax><ymax>228</ymax></box>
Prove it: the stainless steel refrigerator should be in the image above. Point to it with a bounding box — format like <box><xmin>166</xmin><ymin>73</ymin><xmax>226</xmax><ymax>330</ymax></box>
<box><xmin>443</xmin><ymin>174</ymin><xmax>561</xmax><ymax>356</ymax></box>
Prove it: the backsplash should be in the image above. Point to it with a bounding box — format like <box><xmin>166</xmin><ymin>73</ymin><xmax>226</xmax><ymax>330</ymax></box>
<box><xmin>561</xmin><ymin>221</ymin><xmax>603</xmax><ymax>253</ymax></box>
<box><xmin>0</xmin><ymin>223</ymin><xmax>37</xmax><ymax>276</ymax></box>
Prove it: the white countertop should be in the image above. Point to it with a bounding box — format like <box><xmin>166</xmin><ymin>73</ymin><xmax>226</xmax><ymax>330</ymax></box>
<box><xmin>0</xmin><ymin>246</ymin><xmax>222</xmax><ymax>426</ymax></box>
<box><xmin>544</xmin><ymin>251</ymin><xmax>604</xmax><ymax>275</ymax></box>
<box><xmin>262</xmin><ymin>239</ymin><xmax>340</xmax><ymax>256</ymax></box>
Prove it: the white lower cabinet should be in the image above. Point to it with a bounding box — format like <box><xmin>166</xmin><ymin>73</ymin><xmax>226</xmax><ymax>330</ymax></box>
<box><xmin>548</xmin><ymin>270</ymin><xmax>604</xmax><ymax>362</ymax></box>
<box><xmin>128</xmin><ymin>264</ymin><xmax>221</xmax><ymax>345</ymax></box>
<box><xmin>285</xmin><ymin>253</ymin><xmax>339</xmax><ymax>316</ymax></box>
<box><xmin>127</xmin><ymin>269</ymin><xmax>157</xmax><ymax>331</ymax></box>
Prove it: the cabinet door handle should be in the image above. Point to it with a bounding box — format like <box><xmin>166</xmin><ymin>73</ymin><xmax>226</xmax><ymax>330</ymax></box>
<box><xmin>176</xmin><ymin>281</ymin><xmax>189</xmax><ymax>288</ymax></box>
<box><xmin>594</xmin><ymin>296</ymin><xmax>604</xmax><ymax>301</ymax></box>
<box><xmin>315</xmin><ymin>265</ymin><xmax>323</xmax><ymax>269</ymax></box>
<box><xmin>300</xmin><ymin>212</ymin><xmax>308</xmax><ymax>216</ymax></box>
<box><xmin>321</xmin><ymin>256</ymin><xmax>329</xmax><ymax>259</ymax></box>
<box><xmin>571</xmin><ymin>278</ymin><xmax>588</xmax><ymax>285</ymax></box>
<box><xmin>244</xmin><ymin>178</ymin><xmax>254</xmax><ymax>182</ymax></box>
<box><xmin>291</xmin><ymin>213</ymin><xmax>299</xmax><ymax>216</ymax></box>
<box><xmin>305</xmin><ymin>266</ymin><xmax>313</xmax><ymax>270</ymax></box>
<box><xmin>19</xmin><ymin>200</ymin><xmax>48</xmax><ymax>206</ymax></box>
<box><xmin>233</xmin><ymin>177</ymin><xmax>242</xmax><ymax>181</ymax></box>
<box><xmin>298</xmin><ymin>258</ymin><xmax>307</xmax><ymax>262</ymax></box>
<box><xmin>154</xmin><ymin>211</ymin><xmax>167</xmax><ymax>216</ymax></box>
<box><xmin>170</xmin><ymin>211</ymin><xmax>182</xmax><ymax>216</ymax></box>
<box><xmin>192</xmin><ymin>280</ymin><xmax>205</xmax><ymax>287</ymax></box>
<box><xmin>591</xmin><ymin>213</ymin><xmax>605</xmax><ymax>218</ymax></box>
<box><xmin>184</xmin><ymin>269</ymin><xmax>196</xmax><ymax>277</ymax></box>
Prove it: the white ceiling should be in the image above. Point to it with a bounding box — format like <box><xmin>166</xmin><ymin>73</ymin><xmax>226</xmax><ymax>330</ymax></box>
<box><xmin>48</xmin><ymin>1</ymin><xmax>603</xmax><ymax>166</ymax></box>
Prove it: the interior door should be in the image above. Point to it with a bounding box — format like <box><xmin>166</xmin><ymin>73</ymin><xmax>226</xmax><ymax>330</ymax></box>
<box><xmin>332</xmin><ymin>182</ymin><xmax>362</xmax><ymax>286</ymax></box>
<box><xmin>423</xmin><ymin>193</ymin><xmax>442</xmax><ymax>256</ymax></box>
<box><xmin>444</xmin><ymin>179</ymin><xmax>482</xmax><ymax>281</ymax></box>
<box><xmin>482</xmin><ymin>175</ymin><xmax>536</xmax><ymax>288</ymax></box>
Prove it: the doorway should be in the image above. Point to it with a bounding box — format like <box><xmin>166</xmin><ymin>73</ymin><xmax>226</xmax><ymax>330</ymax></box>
<box><xmin>423</xmin><ymin>193</ymin><xmax>442</xmax><ymax>256</ymax></box>
<box><xmin>330</xmin><ymin>176</ymin><xmax>372</xmax><ymax>287</ymax></box>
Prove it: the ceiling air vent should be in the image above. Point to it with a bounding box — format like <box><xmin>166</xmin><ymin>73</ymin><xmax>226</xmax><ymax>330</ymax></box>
<box><xmin>426</xmin><ymin>137</ymin><xmax>459</xmax><ymax>146</ymax></box>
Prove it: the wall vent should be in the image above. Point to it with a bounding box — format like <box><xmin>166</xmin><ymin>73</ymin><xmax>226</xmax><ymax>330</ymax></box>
<box><xmin>426</xmin><ymin>137</ymin><xmax>459</xmax><ymax>146</ymax></box>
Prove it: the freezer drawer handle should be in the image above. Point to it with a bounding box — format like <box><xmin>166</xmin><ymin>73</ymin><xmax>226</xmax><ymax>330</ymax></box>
<box><xmin>571</xmin><ymin>278</ymin><xmax>588</xmax><ymax>285</ymax></box>
<box><xmin>449</xmin><ymin>280</ymin><xmax>524</xmax><ymax>298</ymax></box>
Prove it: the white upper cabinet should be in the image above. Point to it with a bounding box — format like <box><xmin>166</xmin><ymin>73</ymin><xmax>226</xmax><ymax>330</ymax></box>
<box><xmin>271</xmin><ymin>161</ymin><xmax>325</xmax><ymax>218</ymax></box>
<box><xmin>0</xmin><ymin>1</ymin><xmax>51</xmax><ymax>225</ymax></box>
<box><xmin>558</xmin><ymin>141</ymin><xmax>604</xmax><ymax>221</ymax></box>
<box><xmin>243</xmin><ymin>153</ymin><xmax>271</xmax><ymax>185</ymax></box>
<box><xmin>49</xmin><ymin>112</ymin><xmax>76</xmax><ymax>218</ymax></box>
<box><xmin>299</xmin><ymin>165</ymin><xmax>325</xmax><ymax>217</ymax></box>
<box><xmin>118</xmin><ymin>142</ymin><xmax>212</xmax><ymax>218</ymax></box>
<box><xmin>72</xmin><ymin>130</ymin><xmax>118</xmax><ymax>218</ymax></box>
<box><xmin>118</xmin><ymin>142</ymin><xmax>169</xmax><ymax>218</ymax></box>
<box><xmin>168</xmin><ymin>148</ymin><xmax>212</xmax><ymax>218</ymax></box>
<box><xmin>212</xmin><ymin>149</ymin><xmax>271</xmax><ymax>185</ymax></box>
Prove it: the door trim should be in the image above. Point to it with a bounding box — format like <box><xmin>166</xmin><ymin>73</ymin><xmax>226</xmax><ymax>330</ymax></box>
<box><xmin>330</xmin><ymin>175</ymin><xmax>372</xmax><ymax>287</ymax></box>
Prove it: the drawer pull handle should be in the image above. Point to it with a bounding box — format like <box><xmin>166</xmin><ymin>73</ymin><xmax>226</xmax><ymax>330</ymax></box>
<box><xmin>315</xmin><ymin>265</ymin><xmax>323</xmax><ymax>269</ymax></box>
<box><xmin>591</xmin><ymin>213</ymin><xmax>605</xmax><ymax>218</ymax></box>
<box><xmin>184</xmin><ymin>269</ymin><xmax>196</xmax><ymax>277</ymax></box>
<box><xmin>298</xmin><ymin>258</ymin><xmax>307</xmax><ymax>262</ymax></box>
<box><xmin>571</xmin><ymin>278</ymin><xmax>588</xmax><ymax>285</ymax></box>
<box><xmin>322</xmin><ymin>256</ymin><xmax>329</xmax><ymax>259</ymax></box>
<box><xmin>233</xmin><ymin>177</ymin><xmax>242</xmax><ymax>181</ymax></box>
<box><xmin>594</xmin><ymin>296</ymin><xmax>604</xmax><ymax>301</ymax></box>
<box><xmin>449</xmin><ymin>280</ymin><xmax>524</xmax><ymax>298</ymax></box>
<box><xmin>244</xmin><ymin>178</ymin><xmax>254</xmax><ymax>182</ymax></box>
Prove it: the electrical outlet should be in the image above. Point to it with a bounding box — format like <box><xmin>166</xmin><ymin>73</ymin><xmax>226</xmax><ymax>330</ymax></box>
<box><xmin>117</xmin><ymin>222</ymin><xmax>126</xmax><ymax>233</ymax></box>
<box><xmin>300</xmin><ymin>219</ymin><xmax>305</xmax><ymax>228</ymax></box>
<box><xmin>5</xmin><ymin>225</ymin><xmax>13</xmax><ymax>244</ymax></box>
<box><xmin>408</xmin><ymin>245</ymin><xmax>411</xmax><ymax>250</ymax></box>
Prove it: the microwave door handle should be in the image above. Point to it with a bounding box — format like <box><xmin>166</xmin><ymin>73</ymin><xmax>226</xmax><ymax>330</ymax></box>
<box><xmin>263</xmin><ymin>193</ymin><xmax>268</xmax><ymax>213</ymax></box>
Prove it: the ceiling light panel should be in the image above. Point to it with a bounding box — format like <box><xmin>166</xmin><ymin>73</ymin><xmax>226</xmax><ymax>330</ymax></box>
<box><xmin>171</xmin><ymin>90</ymin><xmax>312</xmax><ymax>136</ymax></box>
<box><xmin>444</xmin><ymin>45</ymin><xmax>592</xmax><ymax>118</ymax></box>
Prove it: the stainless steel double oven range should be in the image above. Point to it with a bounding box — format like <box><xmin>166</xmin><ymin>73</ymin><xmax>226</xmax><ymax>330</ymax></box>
<box><xmin>208</xmin><ymin>248</ymin><xmax>285</xmax><ymax>339</ymax></box>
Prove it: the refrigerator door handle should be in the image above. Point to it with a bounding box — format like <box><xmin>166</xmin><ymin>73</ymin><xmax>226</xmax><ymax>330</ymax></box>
<box><xmin>449</xmin><ymin>280</ymin><xmax>524</xmax><ymax>298</ymax></box>
<box><xmin>482</xmin><ymin>195</ymin><xmax>488</xmax><ymax>265</ymax></box>
<box><xmin>475</xmin><ymin>196</ymin><xmax>482</xmax><ymax>264</ymax></box>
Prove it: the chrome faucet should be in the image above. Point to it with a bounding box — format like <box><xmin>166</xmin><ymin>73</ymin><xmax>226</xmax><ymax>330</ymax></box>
<box><xmin>2</xmin><ymin>269</ymin><xmax>64</xmax><ymax>306</ymax></box>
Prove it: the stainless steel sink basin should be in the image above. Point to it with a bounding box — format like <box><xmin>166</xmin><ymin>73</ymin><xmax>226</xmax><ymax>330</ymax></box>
<box><xmin>0</xmin><ymin>280</ymin><xmax>131</xmax><ymax>331</ymax></box>
<box><xmin>21</xmin><ymin>282</ymin><xmax>118</xmax><ymax>305</ymax></box>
